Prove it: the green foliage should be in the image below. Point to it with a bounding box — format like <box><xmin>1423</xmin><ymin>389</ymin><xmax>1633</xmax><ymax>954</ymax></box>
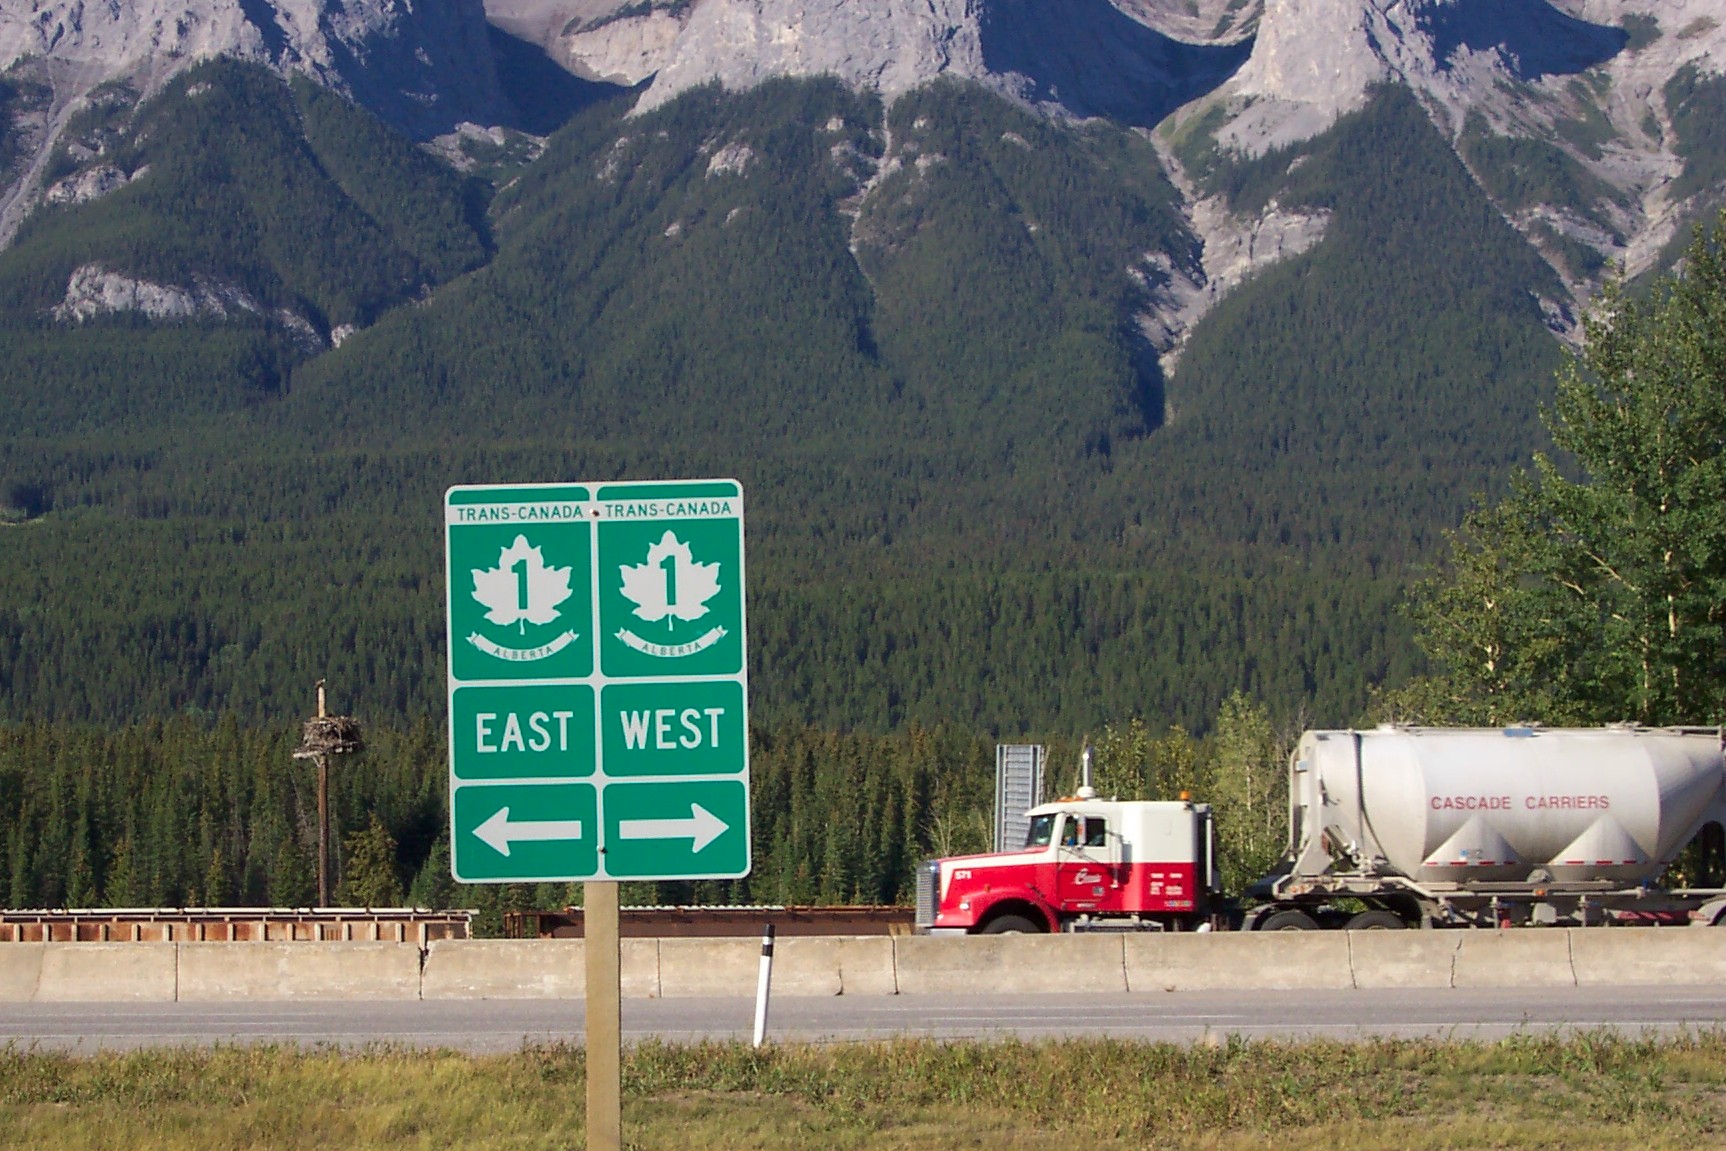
<box><xmin>1458</xmin><ymin>111</ymin><xmax>1626</xmax><ymax>231</ymax></box>
<box><xmin>1665</xmin><ymin>64</ymin><xmax>1726</xmax><ymax>204</ymax></box>
<box><xmin>1091</xmin><ymin>719</ymin><xmax>1198</xmax><ymax>802</ymax></box>
<box><xmin>338</xmin><ymin>814</ymin><xmax>405</xmax><ymax>906</ymax></box>
<box><xmin>1554</xmin><ymin>79</ymin><xmax>1619</xmax><ymax>161</ymax></box>
<box><xmin>1400</xmin><ymin>212</ymin><xmax>1726</xmax><ymax>726</ymax></box>
<box><xmin>1090</xmin><ymin>693</ymin><xmax>1290</xmax><ymax>894</ymax></box>
<box><xmin>0</xmin><ymin>69</ymin><xmax>53</xmax><ymax>180</ymax></box>
<box><xmin>1168</xmin><ymin>101</ymin><xmax>1325</xmax><ymax>217</ymax></box>
<box><xmin>0</xmin><ymin>716</ymin><xmax>446</xmax><ymax>909</ymax></box>
<box><xmin>1620</xmin><ymin>14</ymin><xmax>1661</xmax><ymax>52</ymax></box>
<box><xmin>1204</xmin><ymin>692</ymin><xmax>1289</xmax><ymax>891</ymax></box>
<box><xmin>0</xmin><ymin>76</ymin><xmax>1584</xmax><ymax>781</ymax></box>
<box><xmin>1528</xmin><ymin>220</ymin><xmax>1610</xmax><ymax>281</ymax></box>
<box><xmin>289</xmin><ymin>78</ymin><xmax>491</xmax><ymax>282</ymax></box>
<box><xmin>1156</xmin><ymin>84</ymin><xmax>1562</xmax><ymax>570</ymax></box>
<box><xmin>0</xmin><ymin>58</ymin><xmax>487</xmax><ymax>383</ymax></box>
<box><xmin>0</xmin><ymin>694</ymin><xmax>1296</xmax><ymax>910</ymax></box>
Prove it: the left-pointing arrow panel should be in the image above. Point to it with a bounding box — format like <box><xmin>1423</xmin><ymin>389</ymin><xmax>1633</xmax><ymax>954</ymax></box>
<box><xmin>452</xmin><ymin>783</ymin><xmax>598</xmax><ymax>882</ymax></box>
<box><xmin>473</xmin><ymin>807</ymin><xmax>585</xmax><ymax>856</ymax></box>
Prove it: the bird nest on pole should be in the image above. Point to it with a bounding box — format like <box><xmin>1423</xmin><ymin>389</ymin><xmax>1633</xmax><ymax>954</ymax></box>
<box><xmin>294</xmin><ymin>715</ymin><xmax>365</xmax><ymax>758</ymax></box>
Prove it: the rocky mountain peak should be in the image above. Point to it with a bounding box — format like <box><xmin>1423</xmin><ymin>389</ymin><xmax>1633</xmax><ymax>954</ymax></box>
<box><xmin>505</xmin><ymin>0</ymin><xmax>1252</xmax><ymax>125</ymax></box>
<box><xmin>1214</xmin><ymin>0</ymin><xmax>1630</xmax><ymax>151</ymax></box>
<box><xmin>0</xmin><ymin>0</ymin><xmax>505</xmax><ymax>242</ymax></box>
<box><xmin>0</xmin><ymin>0</ymin><xmax>505</xmax><ymax>136</ymax></box>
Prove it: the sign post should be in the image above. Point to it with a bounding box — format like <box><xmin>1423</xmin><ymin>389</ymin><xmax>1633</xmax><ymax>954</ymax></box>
<box><xmin>445</xmin><ymin>479</ymin><xmax>749</xmax><ymax>1151</ymax></box>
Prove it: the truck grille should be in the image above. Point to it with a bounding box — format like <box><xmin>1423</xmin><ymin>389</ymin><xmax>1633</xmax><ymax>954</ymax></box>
<box><xmin>914</xmin><ymin>861</ymin><xmax>939</xmax><ymax>927</ymax></box>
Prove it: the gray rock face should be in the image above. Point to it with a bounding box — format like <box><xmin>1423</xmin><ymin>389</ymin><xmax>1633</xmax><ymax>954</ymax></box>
<box><xmin>0</xmin><ymin>0</ymin><xmax>505</xmax><ymax>136</ymax></box>
<box><xmin>0</xmin><ymin>0</ymin><xmax>505</xmax><ymax>242</ymax></box>
<box><xmin>1218</xmin><ymin>0</ymin><xmax>1627</xmax><ymax>150</ymax></box>
<box><xmin>44</xmin><ymin>163</ymin><xmax>140</xmax><ymax>206</ymax></box>
<box><xmin>588</xmin><ymin>0</ymin><xmax>1250</xmax><ymax>123</ymax></box>
<box><xmin>632</xmin><ymin>0</ymin><xmax>988</xmax><ymax>114</ymax></box>
<box><xmin>6</xmin><ymin>0</ymin><xmax>1726</xmax><ymax>348</ymax></box>
<box><xmin>1188</xmin><ymin>0</ymin><xmax>1725</xmax><ymax>297</ymax></box>
<box><xmin>976</xmin><ymin>0</ymin><xmax>1251</xmax><ymax>127</ymax></box>
<box><xmin>52</xmin><ymin>261</ymin><xmax>325</xmax><ymax>350</ymax></box>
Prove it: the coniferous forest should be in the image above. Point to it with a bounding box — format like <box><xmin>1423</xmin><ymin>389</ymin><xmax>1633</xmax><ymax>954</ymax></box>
<box><xmin>3</xmin><ymin>56</ymin><xmax>1702</xmax><ymax>919</ymax></box>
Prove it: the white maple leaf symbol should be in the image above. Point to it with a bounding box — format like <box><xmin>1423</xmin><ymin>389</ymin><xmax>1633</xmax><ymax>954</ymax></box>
<box><xmin>471</xmin><ymin>535</ymin><xmax>574</xmax><ymax>633</ymax></box>
<box><xmin>619</xmin><ymin>530</ymin><xmax>721</xmax><ymax>628</ymax></box>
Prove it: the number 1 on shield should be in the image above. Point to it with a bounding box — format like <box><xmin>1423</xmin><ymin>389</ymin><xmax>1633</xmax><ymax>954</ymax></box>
<box><xmin>660</xmin><ymin>552</ymin><xmax>677</xmax><ymax>624</ymax></box>
<box><xmin>512</xmin><ymin>557</ymin><xmax>529</xmax><ymax>611</ymax></box>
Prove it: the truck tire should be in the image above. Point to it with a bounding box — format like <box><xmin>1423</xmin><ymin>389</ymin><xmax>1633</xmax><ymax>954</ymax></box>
<box><xmin>1344</xmin><ymin>910</ymin><xmax>1406</xmax><ymax>931</ymax></box>
<box><xmin>1257</xmin><ymin>909</ymin><xmax>1319</xmax><ymax>931</ymax></box>
<box><xmin>981</xmin><ymin>914</ymin><xmax>1041</xmax><ymax>934</ymax></box>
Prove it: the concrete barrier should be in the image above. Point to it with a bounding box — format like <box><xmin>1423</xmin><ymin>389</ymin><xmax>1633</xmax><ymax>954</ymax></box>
<box><xmin>1347</xmin><ymin>931</ymin><xmax>1459</xmax><ymax>990</ymax></box>
<box><xmin>177</xmin><ymin>942</ymin><xmax>422</xmax><ymax>1001</ymax></box>
<box><xmin>1</xmin><ymin>944</ymin><xmax>177</xmax><ymax>1002</ymax></box>
<box><xmin>894</xmin><ymin>934</ymin><xmax>1126</xmax><ymax>995</ymax></box>
<box><xmin>1571</xmin><ymin>927</ymin><xmax>1726</xmax><ymax>986</ymax></box>
<box><xmin>0</xmin><ymin>945</ymin><xmax>43</xmax><ymax>1001</ymax></box>
<box><xmin>38</xmin><ymin>943</ymin><xmax>178</xmax><ymax>1002</ymax></box>
<box><xmin>1125</xmin><ymin>932</ymin><xmax>1354</xmax><ymax>992</ymax></box>
<box><xmin>8</xmin><ymin>928</ymin><xmax>1701</xmax><ymax>1001</ymax></box>
<box><xmin>1452</xmin><ymin>930</ymin><xmax>1575</xmax><ymax>988</ymax></box>
<box><xmin>653</xmin><ymin>936</ymin><xmax>898</xmax><ymax>997</ymax></box>
<box><xmin>417</xmin><ymin>939</ymin><xmax>679</xmax><ymax>999</ymax></box>
<box><xmin>422</xmin><ymin>939</ymin><xmax>586</xmax><ymax>999</ymax></box>
<box><xmin>815</xmin><ymin>936</ymin><xmax>898</xmax><ymax>996</ymax></box>
<box><xmin>620</xmin><ymin>939</ymin><xmax>660</xmax><ymax>998</ymax></box>
<box><xmin>657</xmin><ymin>938</ymin><xmax>765</xmax><ymax>997</ymax></box>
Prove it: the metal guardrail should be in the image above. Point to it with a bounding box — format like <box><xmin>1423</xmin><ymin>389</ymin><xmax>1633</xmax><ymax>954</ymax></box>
<box><xmin>0</xmin><ymin>908</ymin><xmax>473</xmax><ymax>944</ymax></box>
<box><xmin>507</xmin><ymin>905</ymin><xmax>915</xmax><ymax>939</ymax></box>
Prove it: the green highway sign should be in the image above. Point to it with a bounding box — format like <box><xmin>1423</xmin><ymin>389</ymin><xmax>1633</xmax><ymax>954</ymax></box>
<box><xmin>446</xmin><ymin>480</ymin><xmax>748</xmax><ymax>883</ymax></box>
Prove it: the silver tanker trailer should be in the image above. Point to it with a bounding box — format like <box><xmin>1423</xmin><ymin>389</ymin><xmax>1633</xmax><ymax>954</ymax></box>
<box><xmin>1247</xmin><ymin>725</ymin><xmax>1726</xmax><ymax>929</ymax></box>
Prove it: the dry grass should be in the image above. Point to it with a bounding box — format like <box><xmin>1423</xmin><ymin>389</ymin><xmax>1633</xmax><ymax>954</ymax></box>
<box><xmin>2</xmin><ymin>1032</ymin><xmax>1724</xmax><ymax>1149</ymax></box>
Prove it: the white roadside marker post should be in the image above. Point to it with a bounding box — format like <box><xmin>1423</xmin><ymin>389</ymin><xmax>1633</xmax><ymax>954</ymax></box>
<box><xmin>752</xmin><ymin>923</ymin><xmax>775</xmax><ymax>1048</ymax></box>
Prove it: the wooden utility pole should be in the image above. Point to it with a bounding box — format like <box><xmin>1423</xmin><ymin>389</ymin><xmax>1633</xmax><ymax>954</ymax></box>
<box><xmin>293</xmin><ymin>680</ymin><xmax>363</xmax><ymax>907</ymax></box>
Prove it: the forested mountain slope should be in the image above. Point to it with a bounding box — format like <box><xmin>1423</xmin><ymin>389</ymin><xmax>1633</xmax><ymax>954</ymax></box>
<box><xmin>1</xmin><ymin>0</ymin><xmax>1723</xmax><ymax>914</ymax></box>
<box><xmin>1</xmin><ymin>63</ymin><xmax>1563</xmax><ymax>737</ymax></box>
<box><xmin>0</xmin><ymin>1</ymin><xmax>1721</xmax><ymax>742</ymax></box>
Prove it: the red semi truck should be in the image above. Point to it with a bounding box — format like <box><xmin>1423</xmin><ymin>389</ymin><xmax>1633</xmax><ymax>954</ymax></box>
<box><xmin>915</xmin><ymin>790</ymin><xmax>1221</xmax><ymax>933</ymax></box>
<box><xmin>914</xmin><ymin>726</ymin><xmax>1726</xmax><ymax>933</ymax></box>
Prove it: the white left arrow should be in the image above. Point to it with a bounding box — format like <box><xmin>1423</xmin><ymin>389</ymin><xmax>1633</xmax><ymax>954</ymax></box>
<box><xmin>473</xmin><ymin>807</ymin><xmax>584</xmax><ymax>857</ymax></box>
<box><xmin>618</xmin><ymin>803</ymin><xmax>729</xmax><ymax>853</ymax></box>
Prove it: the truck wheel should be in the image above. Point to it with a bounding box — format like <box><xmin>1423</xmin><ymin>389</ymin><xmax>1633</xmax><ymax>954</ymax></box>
<box><xmin>981</xmin><ymin>914</ymin><xmax>1041</xmax><ymax>934</ymax></box>
<box><xmin>1257</xmin><ymin>909</ymin><xmax>1319</xmax><ymax>931</ymax></box>
<box><xmin>1344</xmin><ymin>910</ymin><xmax>1406</xmax><ymax>931</ymax></box>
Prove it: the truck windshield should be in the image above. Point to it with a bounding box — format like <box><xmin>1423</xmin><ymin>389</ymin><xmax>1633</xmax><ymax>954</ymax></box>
<box><xmin>1025</xmin><ymin>814</ymin><xmax>1056</xmax><ymax>848</ymax></box>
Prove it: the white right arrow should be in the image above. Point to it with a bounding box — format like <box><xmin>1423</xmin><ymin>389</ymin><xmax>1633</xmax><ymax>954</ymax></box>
<box><xmin>473</xmin><ymin>807</ymin><xmax>584</xmax><ymax>857</ymax></box>
<box><xmin>618</xmin><ymin>803</ymin><xmax>729</xmax><ymax>853</ymax></box>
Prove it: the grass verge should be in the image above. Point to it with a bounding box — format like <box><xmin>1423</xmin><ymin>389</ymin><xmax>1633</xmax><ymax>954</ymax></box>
<box><xmin>2</xmin><ymin>1032</ymin><xmax>1724</xmax><ymax>1149</ymax></box>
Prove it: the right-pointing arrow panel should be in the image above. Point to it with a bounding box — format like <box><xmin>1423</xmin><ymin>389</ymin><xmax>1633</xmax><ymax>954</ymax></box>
<box><xmin>603</xmin><ymin>780</ymin><xmax>749</xmax><ymax>879</ymax></box>
<box><xmin>618</xmin><ymin>803</ymin><xmax>727</xmax><ymax>853</ymax></box>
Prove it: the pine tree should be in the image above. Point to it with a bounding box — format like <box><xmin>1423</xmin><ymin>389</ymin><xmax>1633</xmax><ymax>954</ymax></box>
<box><xmin>338</xmin><ymin>814</ymin><xmax>404</xmax><ymax>907</ymax></box>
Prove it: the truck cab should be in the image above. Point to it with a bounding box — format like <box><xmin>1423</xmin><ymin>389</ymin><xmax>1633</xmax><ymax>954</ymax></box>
<box><xmin>915</xmin><ymin>798</ymin><xmax>1219</xmax><ymax>933</ymax></box>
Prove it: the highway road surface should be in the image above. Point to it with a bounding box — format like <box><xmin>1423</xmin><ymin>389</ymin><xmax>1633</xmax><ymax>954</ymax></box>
<box><xmin>6</xmin><ymin>987</ymin><xmax>1726</xmax><ymax>1052</ymax></box>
